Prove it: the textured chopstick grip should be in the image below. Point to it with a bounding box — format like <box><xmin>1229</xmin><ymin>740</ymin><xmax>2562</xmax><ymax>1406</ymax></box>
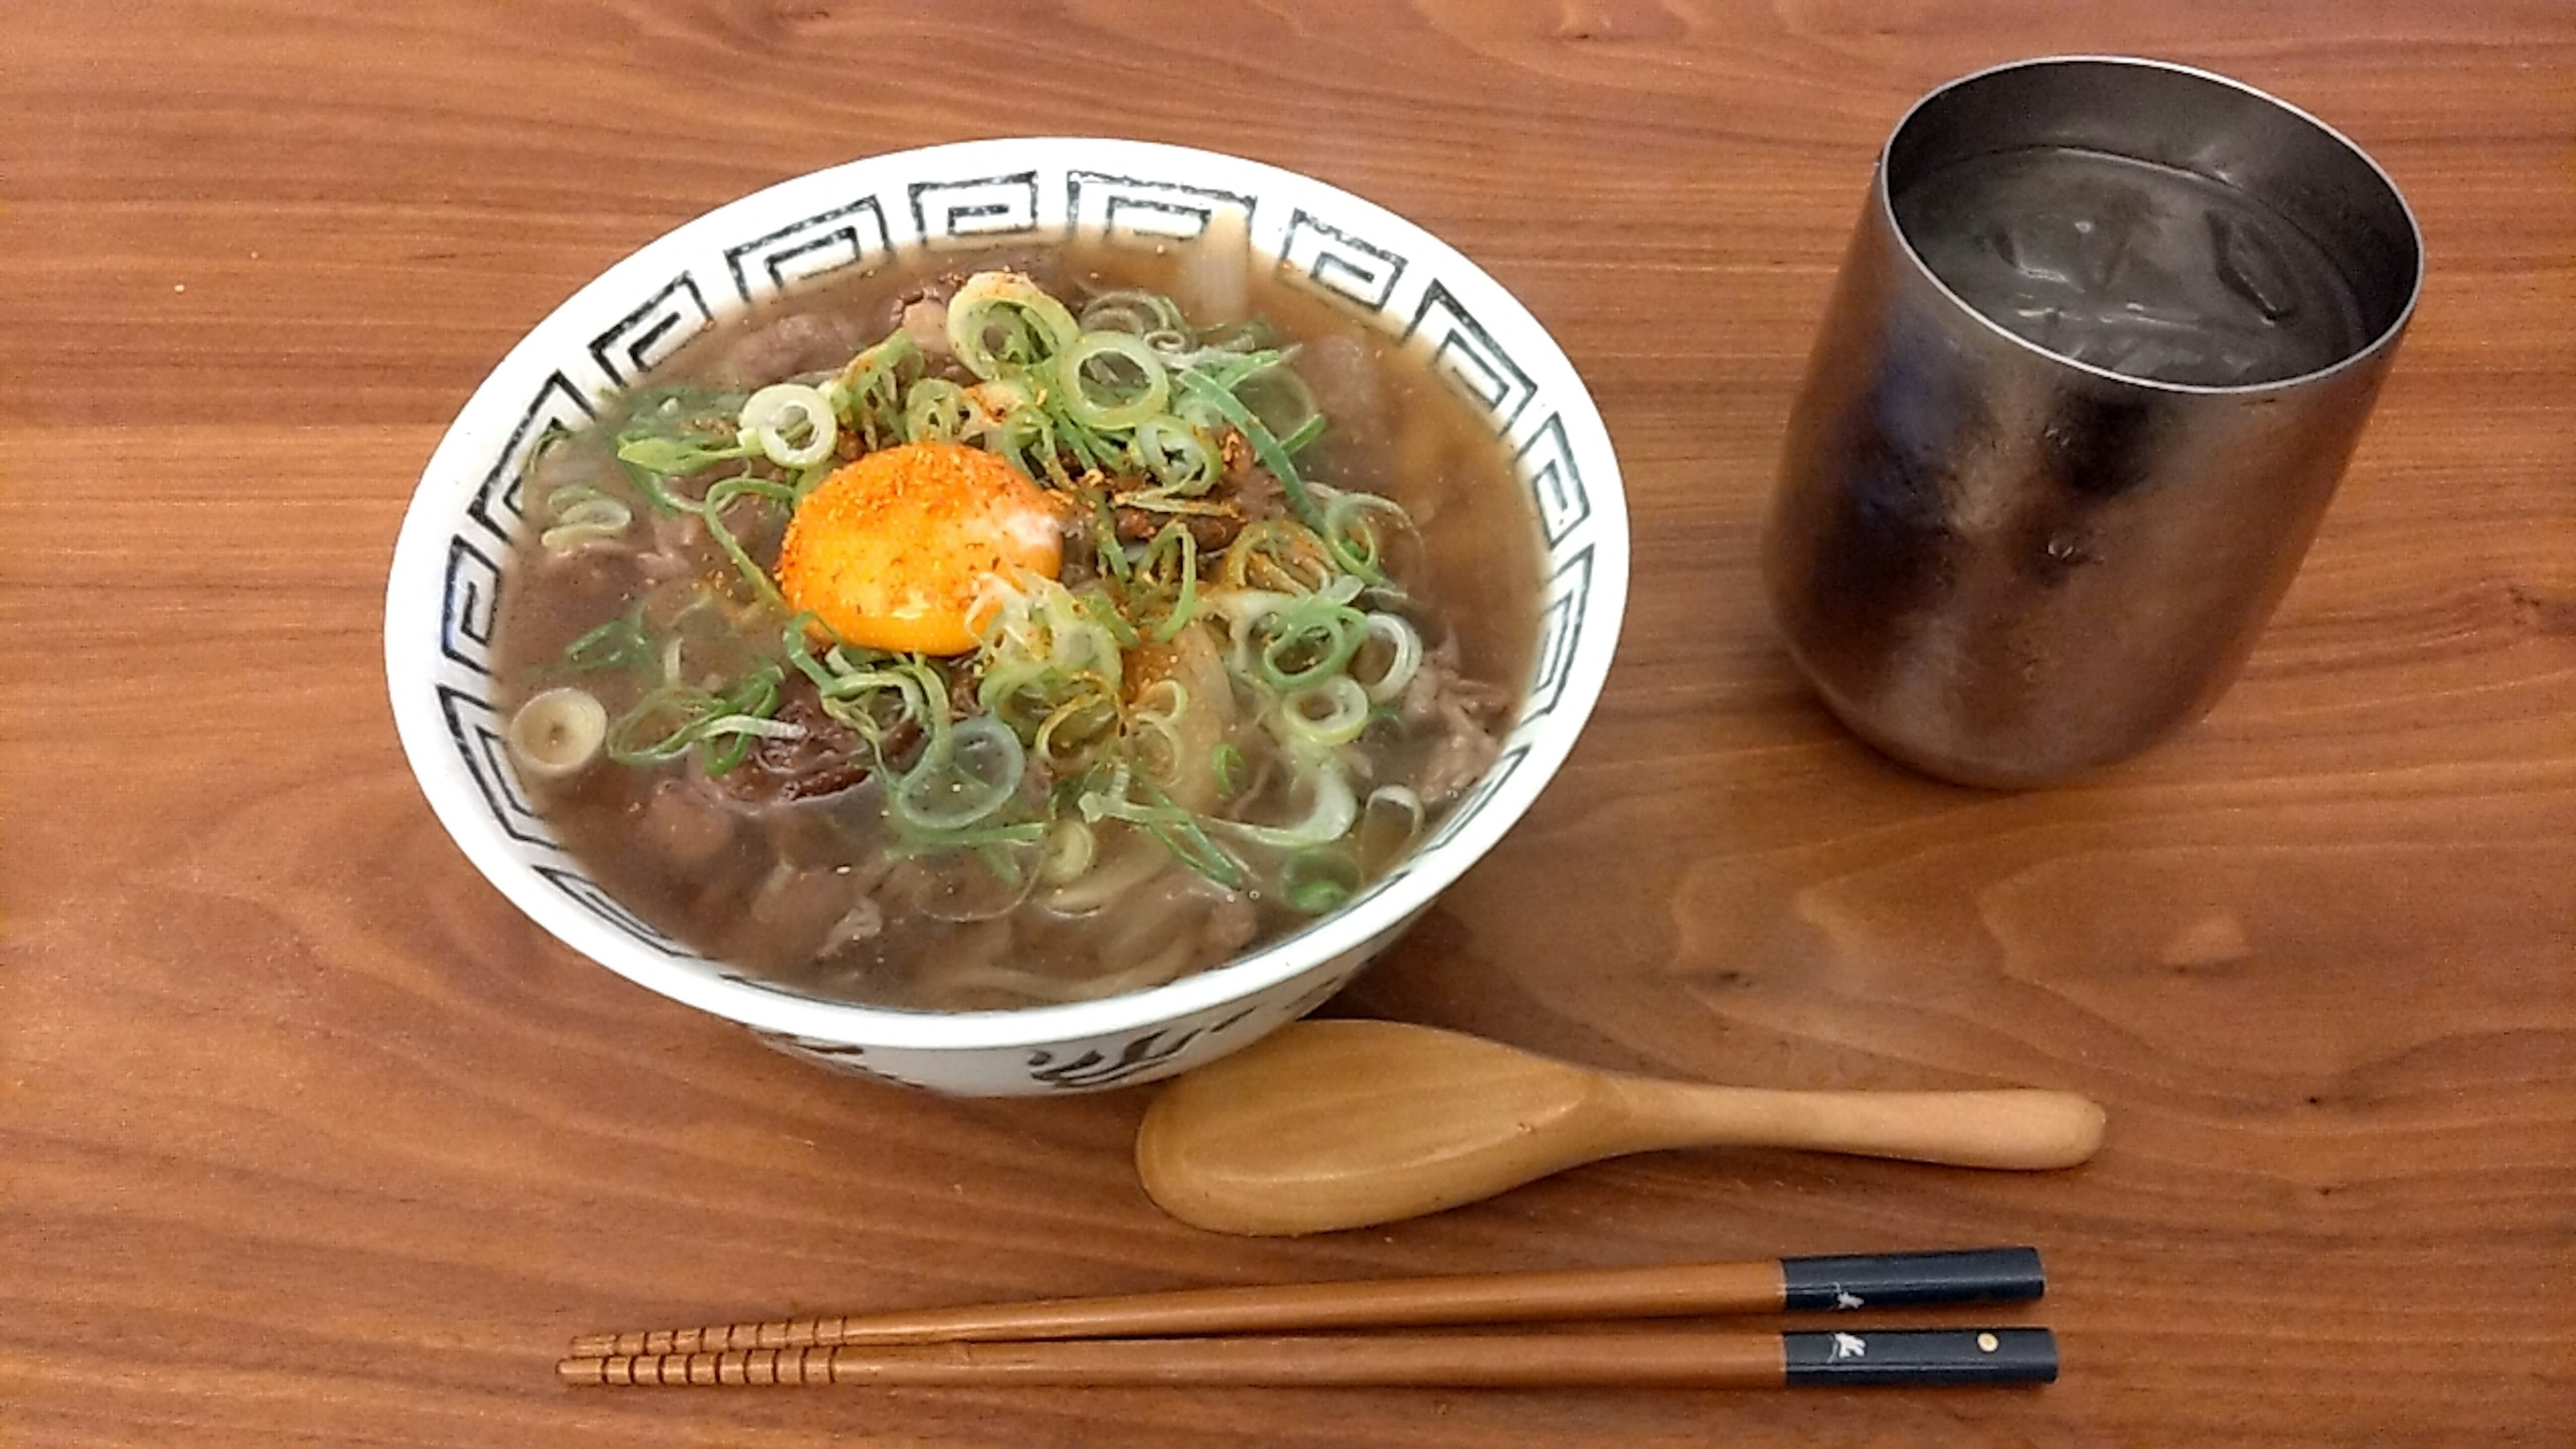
<box><xmin>1778</xmin><ymin>1247</ymin><xmax>2044</xmax><ymax>1312</ymax></box>
<box><xmin>561</xmin><ymin>1346</ymin><xmax>845</xmax><ymax>1386</ymax></box>
<box><xmin>1782</xmin><ymin>1328</ymin><xmax>2057</xmax><ymax>1387</ymax></box>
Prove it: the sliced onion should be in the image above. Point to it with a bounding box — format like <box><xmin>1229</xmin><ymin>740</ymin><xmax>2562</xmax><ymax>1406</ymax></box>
<box><xmin>504</xmin><ymin>688</ymin><xmax>608</xmax><ymax>780</ymax></box>
<box><xmin>1178</xmin><ymin>205</ymin><xmax>1251</xmax><ymax>323</ymax></box>
<box><xmin>739</xmin><ymin>382</ymin><xmax>838</xmax><ymax>468</ymax></box>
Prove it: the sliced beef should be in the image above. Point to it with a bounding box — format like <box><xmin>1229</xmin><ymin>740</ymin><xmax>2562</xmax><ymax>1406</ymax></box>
<box><xmin>1114</xmin><ymin>504</ymin><xmax>1242</xmax><ymax>552</ymax></box>
<box><xmin>1214</xmin><ymin>430</ymin><xmax>1289</xmax><ymax>523</ymax></box>
<box><xmin>1099</xmin><ymin>429</ymin><xmax>1294</xmax><ymax>553</ymax></box>
<box><xmin>704</xmin><ymin>311</ymin><xmax>867</xmax><ymax>390</ymax></box>
<box><xmin>638</xmin><ymin>777</ymin><xmax>738</xmax><ymax>869</ymax></box>
<box><xmin>1400</xmin><ymin>633</ymin><xmax>1510</xmax><ymax>729</ymax></box>
<box><xmin>1399</xmin><ymin>633</ymin><xmax>1512</xmax><ymax>805</ymax></box>
<box><xmin>888</xmin><ymin>252</ymin><xmax>1055</xmax><ymax>339</ymax></box>
<box><xmin>709</xmin><ymin>674</ymin><xmax>887</xmax><ymax>804</ymax></box>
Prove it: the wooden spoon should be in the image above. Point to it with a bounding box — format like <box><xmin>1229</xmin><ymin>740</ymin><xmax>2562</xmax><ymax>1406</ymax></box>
<box><xmin>1136</xmin><ymin>1020</ymin><xmax>2107</xmax><ymax>1235</ymax></box>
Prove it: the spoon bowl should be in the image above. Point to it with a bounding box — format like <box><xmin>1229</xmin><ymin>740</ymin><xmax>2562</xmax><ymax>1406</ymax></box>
<box><xmin>1136</xmin><ymin>1020</ymin><xmax>2107</xmax><ymax>1235</ymax></box>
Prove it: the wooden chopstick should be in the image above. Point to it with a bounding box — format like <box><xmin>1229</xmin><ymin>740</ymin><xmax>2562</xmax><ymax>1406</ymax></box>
<box><xmin>559</xmin><ymin>1327</ymin><xmax>2059</xmax><ymax>1389</ymax></box>
<box><xmin>566</xmin><ymin>1246</ymin><xmax>2041</xmax><ymax>1359</ymax></box>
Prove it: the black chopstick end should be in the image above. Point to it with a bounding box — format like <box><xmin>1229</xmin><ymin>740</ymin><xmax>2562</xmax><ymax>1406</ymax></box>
<box><xmin>1783</xmin><ymin>1328</ymin><xmax>2057</xmax><ymax>1387</ymax></box>
<box><xmin>1780</xmin><ymin>1246</ymin><xmax>2044</xmax><ymax>1311</ymax></box>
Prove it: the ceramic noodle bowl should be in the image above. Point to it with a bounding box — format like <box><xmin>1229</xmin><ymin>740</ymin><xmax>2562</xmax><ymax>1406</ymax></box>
<box><xmin>384</xmin><ymin>139</ymin><xmax>1629</xmax><ymax>1096</ymax></box>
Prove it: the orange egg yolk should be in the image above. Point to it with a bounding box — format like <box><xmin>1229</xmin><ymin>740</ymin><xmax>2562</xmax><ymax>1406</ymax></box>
<box><xmin>775</xmin><ymin>441</ymin><xmax>1065</xmax><ymax>655</ymax></box>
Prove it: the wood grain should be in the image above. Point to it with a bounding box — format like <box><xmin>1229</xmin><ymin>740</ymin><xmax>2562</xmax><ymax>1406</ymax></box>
<box><xmin>4</xmin><ymin>2</ymin><xmax>2571</xmax><ymax>1445</ymax></box>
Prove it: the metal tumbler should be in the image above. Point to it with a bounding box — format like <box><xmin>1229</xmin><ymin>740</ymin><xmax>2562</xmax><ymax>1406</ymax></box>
<box><xmin>1764</xmin><ymin>56</ymin><xmax>2424</xmax><ymax>787</ymax></box>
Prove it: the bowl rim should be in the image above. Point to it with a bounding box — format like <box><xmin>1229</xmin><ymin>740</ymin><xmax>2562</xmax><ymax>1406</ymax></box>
<box><xmin>384</xmin><ymin>136</ymin><xmax>1629</xmax><ymax>1053</ymax></box>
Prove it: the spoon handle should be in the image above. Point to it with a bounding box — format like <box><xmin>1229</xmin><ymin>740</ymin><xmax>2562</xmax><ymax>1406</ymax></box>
<box><xmin>1608</xmin><ymin>1080</ymin><xmax>2106</xmax><ymax>1170</ymax></box>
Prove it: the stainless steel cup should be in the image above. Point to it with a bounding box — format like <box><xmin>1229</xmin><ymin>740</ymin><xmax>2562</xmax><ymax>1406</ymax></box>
<box><xmin>1764</xmin><ymin>57</ymin><xmax>2423</xmax><ymax>786</ymax></box>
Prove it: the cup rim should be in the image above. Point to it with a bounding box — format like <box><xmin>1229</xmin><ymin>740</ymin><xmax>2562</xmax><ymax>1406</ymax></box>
<box><xmin>1870</xmin><ymin>54</ymin><xmax>2426</xmax><ymax>397</ymax></box>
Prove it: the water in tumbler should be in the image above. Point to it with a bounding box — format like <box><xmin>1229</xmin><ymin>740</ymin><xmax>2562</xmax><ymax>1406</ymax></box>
<box><xmin>1895</xmin><ymin>146</ymin><xmax>2369</xmax><ymax>387</ymax></box>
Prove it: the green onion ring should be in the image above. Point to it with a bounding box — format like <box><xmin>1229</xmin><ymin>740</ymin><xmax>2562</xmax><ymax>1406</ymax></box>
<box><xmin>1279</xmin><ymin>847</ymin><xmax>1364</xmax><ymax>916</ymax></box>
<box><xmin>1277</xmin><ymin>676</ymin><xmax>1371</xmax><ymax>748</ymax></box>
<box><xmin>738</xmin><ymin>382</ymin><xmax>839</xmax><ymax>468</ymax></box>
<box><xmin>1055</xmin><ymin>329</ymin><xmax>1171</xmax><ymax>431</ymax></box>
<box><xmin>889</xmin><ymin>714</ymin><xmax>1027</xmax><ymax>831</ymax></box>
<box><xmin>948</xmin><ymin>272</ymin><xmax>1082</xmax><ymax>380</ymax></box>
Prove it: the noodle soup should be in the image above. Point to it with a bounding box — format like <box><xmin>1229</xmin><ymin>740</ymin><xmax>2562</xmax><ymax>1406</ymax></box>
<box><xmin>488</xmin><ymin>240</ymin><xmax>1540</xmax><ymax>1012</ymax></box>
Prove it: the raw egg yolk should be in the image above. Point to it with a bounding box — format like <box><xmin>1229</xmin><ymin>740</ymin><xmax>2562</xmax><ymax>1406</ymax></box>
<box><xmin>775</xmin><ymin>441</ymin><xmax>1065</xmax><ymax>655</ymax></box>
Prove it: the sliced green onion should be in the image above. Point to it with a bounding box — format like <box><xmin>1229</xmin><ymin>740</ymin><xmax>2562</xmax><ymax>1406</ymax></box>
<box><xmin>696</xmin><ymin>476</ymin><xmax>793</xmax><ymax>614</ymax></box>
<box><xmin>562</xmin><ymin>606</ymin><xmax>657</xmax><ymax>674</ymax></box>
<box><xmin>1055</xmin><ymin>329</ymin><xmax>1171</xmax><ymax>431</ymax></box>
<box><xmin>1234</xmin><ymin>363</ymin><xmax>1320</xmax><ymax>450</ymax></box>
<box><xmin>883</xmin><ymin>820</ymin><xmax>1050</xmax><ymax>856</ymax></box>
<box><xmin>1184</xmin><ymin>346</ymin><xmax>1290</xmax><ymax>390</ymax></box>
<box><xmin>1256</xmin><ymin>602</ymin><xmax>1368</xmax><ymax>691</ymax></box>
<box><xmin>615</xmin><ymin>431</ymin><xmax>754</xmax><ymax>481</ymax></box>
<box><xmin>1212</xmin><ymin>742</ymin><xmax>1247</xmax><ymax>799</ymax></box>
<box><xmin>1362</xmin><ymin>784</ymin><xmax>1428</xmax><ymax>855</ymax></box>
<box><xmin>1210</xmin><ymin>759</ymin><xmax>1356</xmax><ymax>851</ymax></box>
<box><xmin>1355</xmin><ymin>612</ymin><xmax>1424</xmax><ymax>702</ymax></box>
<box><xmin>1319</xmin><ymin>491</ymin><xmax>1408</xmax><ymax>584</ymax></box>
<box><xmin>504</xmin><ymin>688</ymin><xmax>608</xmax><ymax>780</ymax></box>
<box><xmin>695</xmin><ymin>713</ymin><xmax>804</xmax><ymax>741</ymax></box>
<box><xmin>1277</xmin><ymin>676</ymin><xmax>1370</xmax><ymax>748</ymax></box>
<box><xmin>904</xmin><ymin>378</ymin><xmax>971</xmax><ymax>443</ymax></box>
<box><xmin>738</xmin><ymin>382</ymin><xmax>839</xmax><ymax>468</ymax></box>
<box><xmin>1031</xmin><ymin>685</ymin><xmax>1120</xmax><ymax>770</ymax></box>
<box><xmin>948</xmin><ymin>271</ymin><xmax>1083</xmax><ymax>380</ymax></box>
<box><xmin>1279</xmin><ymin>413</ymin><xmax>1326</xmax><ymax>455</ymax></box>
<box><xmin>830</xmin><ymin>332</ymin><xmax>919</xmax><ymax>451</ymax></box>
<box><xmin>1173</xmin><ymin>369</ymin><xmax>1328</xmax><ymax>534</ymax></box>
<box><xmin>888</xmin><ymin>714</ymin><xmax>1026</xmax><ymax>831</ymax></box>
<box><xmin>1036</xmin><ymin>818</ymin><xmax>1098</xmax><ymax>885</ymax></box>
<box><xmin>539</xmin><ymin>485</ymin><xmax>633</xmax><ymax>552</ymax></box>
<box><xmin>1140</xmin><ymin>523</ymin><xmax>1201</xmax><ymax>643</ymax></box>
<box><xmin>1079</xmin><ymin>288</ymin><xmax>1185</xmax><ymax>336</ymax></box>
<box><xmin>1130</xmin><ymin>415</ymin><xmax>1220</xmax><ymax>493</ymax></box>
<box><xmin>1043</xmin><ymin>821</ymin><xmax>1175</xmax><ymax>912</ymax></box>
<box><xmin>607</xmin><ymin>687</ymin><xmax>712</xmax><ymax>765</ymax></box>
<box><xmin>605</xmin><ymin>662</ymin><xmax>791</xmax><ymax>775</ymax></box>
<box><xmin>994</xmin><ymin>405</ymin><xmax>1072</xmax><ymax>488</ymax></box>
<box><xmin>1071</xmin><ymin>584</ymin><xmax>1143</xmax><ymax>652</ymax></box>
<box><xmin>1279</xmin><ymin>847</ymin><xmax>1363</xmax><ymax>916</ymax></box>
<box><xmin>1073</xmin><ymin>767</ymin><xmax>1246</xmax><ymax>890</ymax></box>
<box><xmin>1144</xmin><ymin>810</ymin><xmax>1246</xmax><ymax>891</ymax></box>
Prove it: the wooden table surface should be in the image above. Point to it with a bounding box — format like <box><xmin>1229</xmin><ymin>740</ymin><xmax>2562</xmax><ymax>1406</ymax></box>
<box><xmin>7</xmin><ymin>3</ymin><xmax>2571</xmax><ymax>1444</ymax></box>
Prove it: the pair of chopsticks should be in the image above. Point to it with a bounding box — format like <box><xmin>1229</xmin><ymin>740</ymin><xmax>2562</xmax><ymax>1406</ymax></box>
<box><xmin>558</xmin><ymin>1246</ymin><xmax>2056</xmax><ymax>1390</ymax></box>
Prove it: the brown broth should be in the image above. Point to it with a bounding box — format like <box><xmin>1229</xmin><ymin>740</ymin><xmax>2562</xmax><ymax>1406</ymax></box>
<box><xmin>490</xmin><ymin>241</ymin><xmax>1541</xmax><ymax>1010</ymax></box>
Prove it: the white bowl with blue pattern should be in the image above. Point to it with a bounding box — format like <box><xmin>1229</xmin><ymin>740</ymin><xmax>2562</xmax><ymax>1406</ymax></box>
<box><xmin>384</xmin><ymin>139</ymin><xmax>1628</xmax><ymax>1095</ymax></box>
